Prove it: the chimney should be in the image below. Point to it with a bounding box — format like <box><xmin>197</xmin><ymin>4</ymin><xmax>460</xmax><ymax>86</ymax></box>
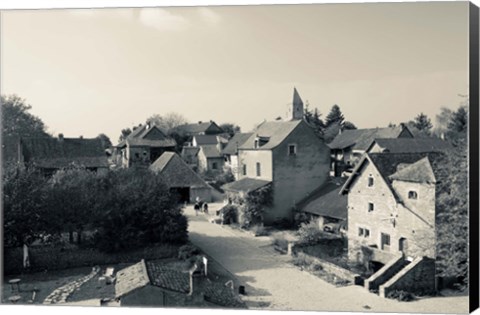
<box><xmin>58</xmin><ymin>133</ymin><xmax>64</xmax><ymax>142</ymax></box>
<box><xmin>188</xmin><ymin>264</ymin><xmax>206</xmax><ymax>303</ymax></box>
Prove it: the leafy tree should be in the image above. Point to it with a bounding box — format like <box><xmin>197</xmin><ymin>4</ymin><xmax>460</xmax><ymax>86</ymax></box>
<box><xmin>432</xmin><ymin>138</ymin><xmax>468</xmax><ymax>286</ymax></box>
<box><xmin>434</xmin><ymin>107</ymin><xmax>454</xmax><ymax>137</ymax></box>
<box><xmin>447</xmin><ymin>105</ymin><xmax>468</xmax><ymax>135</ymax></box>
<box><xmin>94</xmin><ymin>168</ymin><xmax>188</xmax><ymax>252</ymax></box>
<box><xmin>220</xmin><ymin>123</ymin><xmax>241</xmax><ymax>137</ymax></box>
<box><xmin>118</xmin><ymin>128</ymin><xmax>132</xmax><ymax>143</ymax></box>
<box><xmin>97</xmin><ymin>133</ymin><xmax>112</xmax><ymax>149</ymax></box>
<box><xmin>3</xmin><ymin>164</ymin><xmax>49</xmax><ymax>247</ymax></box>
<box><xmin>2</xmin><ymin>95</ymin><xmax>50</xmax><ymax>138</ymax></box>
<box><xmin>304</xmin><ymin>102</ymin><xmax>325</xmax><ymax>135</ymax></box>
<box><xmin>343</xmin><ymin>121</ymin><xmax>357</xmax><ymax>130</ymax></box>
<box><xmin>147</xmin><ymin>112</ymin><xmax>189</xmax><ymax>132</ymax></box>
<box><xmin>48</xmin><ymin>167</ymin><xmax>100</xmax><ymax>244</ymax></box>
<box><xmin>323</xmin><ymin>121</ymin><xmax>342</xmax><ymax>144</ymax></box>
<box><xmin>325</xmin><ymin>104</ymin><xmax>345</xmax><ymax>128</ymax></box>
<box><xmin>410</xmin><ymin>112</ymin><xmax>433</xmax><ymax>136</ymax></box>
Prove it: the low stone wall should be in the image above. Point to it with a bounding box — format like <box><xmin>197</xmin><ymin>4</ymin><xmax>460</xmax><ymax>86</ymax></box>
<box><xmin>4</xmin><ymin>244</ymin><xmax>178</xmax><ymax>275</ymax></box>
<box><xmin>295</xmin><ymin>252</ymin><xmax>362</xmax><ymax>284</ymax></box>
<box><xmin>365</xmin><ymin>254</ymin><xmax>404</xmax><ymax>291</ymax></box>
<box><xmin>379</xmin><ymin>257</ymin><xmax>436</xmax><ymax>298</ymax></box>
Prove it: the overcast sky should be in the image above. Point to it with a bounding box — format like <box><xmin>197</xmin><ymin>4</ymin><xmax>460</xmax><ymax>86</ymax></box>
<box><xmin>1</xmin><ymin>2</ymin><xmax>469</xmax><ymax>142</ymax></box>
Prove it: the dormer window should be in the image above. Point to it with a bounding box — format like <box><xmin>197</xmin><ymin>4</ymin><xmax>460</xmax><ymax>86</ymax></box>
<box><xmin>408</xmin><ymin>191</ymin><xmax>418</xmax><ymax>200</ymax></box>
<box><xmin>288</xmin><ymin>144</ymin><xmax>297</xmax><ymax>156</ymax></box>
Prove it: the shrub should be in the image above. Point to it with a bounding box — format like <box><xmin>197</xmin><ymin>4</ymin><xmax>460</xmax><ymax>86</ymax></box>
<box><xmin>273</xmin><ymin>218</ymin><xmax>294</xmax><ymax>229</ymax></box>
<box><xmin>297</xmin><ymin>221</ymin><xmax>323</xmax><ymax>245</ymax></box>
<box><xmin>178</xmin><ymin>244</ymin><xmax>200</xmax><ymax>261</ymax></box>
<box><xmin>293</xmin><ymin>212</ymin><xmax>309</xmax><ymax>228</ymax></box>
<box><xmin>251</xmin><ymin>225</ymin><xmax>269</xmax><ymax>237</ymax></box>
<box><xmin>386</xmin><ymin>290</ymin><xmax>416</xmax><ymax>302</ymax></box>
<box><xmin>221</xmin><ymin>204</ymin><xmax>238</xmax><ymax>224</ymax></box>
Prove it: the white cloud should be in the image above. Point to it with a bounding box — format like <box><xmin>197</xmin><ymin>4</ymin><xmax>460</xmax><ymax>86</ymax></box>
<box><xmin>138</xmin><ymin>8</ymin><xmax>190</xmax><ymax>31</ymax></box>
<box><xmin>197</xmin><ymin>7</ymin><xmax>221</xmax><ymax>25</ymax></box>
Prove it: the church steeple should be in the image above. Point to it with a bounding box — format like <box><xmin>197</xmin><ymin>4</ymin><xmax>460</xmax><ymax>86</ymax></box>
<box><xmin>289</xmin><ymin>87</ymin><xmax>304</xmax><ymax>120</ymax></box>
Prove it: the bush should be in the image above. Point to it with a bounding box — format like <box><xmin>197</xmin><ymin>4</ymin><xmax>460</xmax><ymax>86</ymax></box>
<box><xmin>178</xmin><ymin>244</ymin><xmax>200</xmax><ymax>261</ymax></box>
<box><xmin>386</xmin><ymin>290</ymin><xmax>416</xmax><ymax>302</ymax></box>
<box><xmin>221</xmin><ymin>204</ymin><xmax>238</xmax><ymax>224</ymax></box>
<box><xmin>251</xmin><ymin>225</ymin><xmax>269</xmax><ymax>237</ymax></box>
<box><xmin>297</xmin><ymin>221</ymin><xmax>323</xmax><ymax>245</ymax></box>
<box><xmin>273</xmin><ymin>218</ymin><xmax>294</xmax><ymax>229</ymax></box>
<box><xmin>293</xmin><ymin>212</ymin><xmax>310</xmax><ymax>228</ymax></box>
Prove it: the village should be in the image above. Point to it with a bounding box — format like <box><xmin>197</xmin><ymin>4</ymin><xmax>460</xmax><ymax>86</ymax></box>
<box><xmin>1</xmin><ymin>87</ymin><xmax>469</xmax><ymax>313</ymax></box>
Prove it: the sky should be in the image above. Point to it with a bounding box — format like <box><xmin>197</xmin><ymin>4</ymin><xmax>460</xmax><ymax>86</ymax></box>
<box><xmin>0</xmin><ymin>2</ymin><xmax>470</xmax><ymax>143</ymax></box>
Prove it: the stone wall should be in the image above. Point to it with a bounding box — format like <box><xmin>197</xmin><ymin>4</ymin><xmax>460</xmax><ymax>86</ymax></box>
<box><xmin>364</xmin><ymin>253</ymin><xmax>404</xmax><ymax>291</ymax></box>
<box><xmin>379</xmin><ymin>257</ymin><xmax>436</xmax><ymax>297</ymax></box>
<box><xmin>295</xmin><ymin>252</ymin><xmax>362</xmax><ymax>285</ymax></box>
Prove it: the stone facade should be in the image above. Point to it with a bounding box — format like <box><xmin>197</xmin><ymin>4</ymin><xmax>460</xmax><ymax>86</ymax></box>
<box><xmin>238</xmin><ymin>121</ymin><xmax>330</xmax><ymax>224</ymax></box>
<box><xmin>346</xmin><ymin>158</ymin><xmax>436</xmax><ymax>264</ymax></box>
<box><xmin>379</xmin><ymin>257</ymin><xmax>436</xmax><ymax>297</ymax></box>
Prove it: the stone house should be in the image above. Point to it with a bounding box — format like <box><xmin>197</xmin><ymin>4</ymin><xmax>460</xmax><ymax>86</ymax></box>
<box><xmin>114</xmin><ymin>259</ymin><xmax>242</xmax><ymax>308</ymax></box>
<box><xmin>150</xmin><ymin>152</ymin><xmax>212</xmax><ymax>203</ymax></box>
<box><xmin>197</xmin><ymin>145</ymin><xmax>225</xmax><ymax>174</ymax></box>
<box><xmin>340</xmin><ymin>152</ymin><xmax>447</xmax><ymax>296</ymax></box>
<box><xmin>222</xmin><ymin>133</ymin><xmax>254</xmax><ymax>180</ymax></box>
<box><xmin>328</xmin><ymin>124</ymin><xmax>414</xmax><ymax>177</ymax></box>
<box><xmin>233</xmin><ymin>114</ymin><xmax>330</xmax><ymax>224</ymax></box>
<box><xmin>2</xmin><ymin>135</ymin><xmax>109</xmax><ymax>175</ymax></box>
<box><xmin>116</xmin><ymin>123</ymin><xmax>176</xmax><ymax>168</ymax></box>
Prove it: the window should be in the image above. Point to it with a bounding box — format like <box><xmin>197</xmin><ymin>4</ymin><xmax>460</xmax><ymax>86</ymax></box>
<box><xmin>368</xmin><ymin>203</ymin><xmax>374</xmax><ymax>212</ymax></box>
<box><xmin>242</xmin><ymin>164</ymin><xmax>247</xmax><ymax>175</ymax></box>
<box><xmin>382</xmin><ymin>233</ymin><xmax>391</xmax><ymax>246</ymax></box>
<box><xmin>256</xmin><ymin>162</ymin><xmax>261</xmax><ymax>177</ymax></box>
<box><xmin>408</xmin><ymin>191</ymin><xmax>418</xmax><ymax>199</ymax></box>
<box><xmin>358</xmin><ymin>227</ymin><xmax>370</xmax><ymax>238</ymax></box>
<box><xmin>288</xmin><ymin>144</ymin><xmax>297</xmax><ymax>156</ymax></box>
<box><xmin>212</xmin><ymin>162</ymin><xmax>218</xmax><ymax>170</ymax></box>
<box><xmin>365</xmin><ymin>229</ymin><xmax>370</xmax><ymax>237</ymax></box>
<box><xmin>368</xmin><ymin>176</ymin><xmax>374</xmax><ymax>187</ymax></box>
<box><xmin>254</xmin><ymin>139</ymin><xmax>259</xmax><ymax>149</ymax></box>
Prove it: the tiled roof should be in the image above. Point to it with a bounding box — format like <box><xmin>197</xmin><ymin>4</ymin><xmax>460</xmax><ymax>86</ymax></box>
<box><xmin>368</xmin><ymin>137</ymin><xmax>452</xmax><ymax>154</ymax></box>
<box><xmin>175</xmin><ymin>121</ymin><xmax>223</xmax><ymax>135</ymax></box>
<box><xmin>297</xmin><ymin>178</ymin><xmax>347</xmax><ymax>220</ymax></box>
<box><xmin>329</xmin><ymin>125</ymin><xmax>411</xmax><ymax>150</ymax></box>
<box><xmin>118</xmin><ymin>124</ymin><xmax>177</xmax><ymax>148</ymax></box>
<box><xmin>115</xmin><ymin>260</ymin><xmax>150</xmax><ymax>298</ymax></box>
<box><xmin>150</xmin><ymin>152</ymin><xmax>210</xmax><ymax>188</ymax></box>
<box><xmin>222</xmin><ymin>178</ymin><xmax>271</xmax><ymax>193</ymax></box>
<box><xmin>200</xmin><ymin>145</ymin><xmax>223</xmax><ymax>158</ymax></box>
<box><xmin>222</xmin><ymin>133</ymin><xmax>254</xmax><ymax>155</ymax></box>
<box><xmin>18</xmin><ymin>136</ymin><xmax>108</xmax><ymax>169</ymax></box>
<box><xmin>239</xmin><ymin>120</ymin><xmax>303</xmax><ymax>150</ymax></box>
<box><xmin>146</xmin><ymin>261</ymin><xmax>191</xmax><ymax>294</ymax></box>
<box><xmin>389</xmin><ymin>156</ymin><xmax>437</xmax><ymax>183</ymax></box>
<box><xmin>194</xmin><ymin>135</ymin><xmax>219</xmax><ymax>145</ymax></box>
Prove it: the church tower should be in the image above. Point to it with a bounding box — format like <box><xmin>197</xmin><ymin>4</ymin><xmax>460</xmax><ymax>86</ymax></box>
<box><xmin>287</xmin><ymin>87</ymin><xmax>304</xmax><ymax>120</ymax></box>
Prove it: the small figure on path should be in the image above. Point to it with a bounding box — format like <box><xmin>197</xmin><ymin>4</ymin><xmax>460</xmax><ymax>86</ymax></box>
<box><xmin>203</xmin><ymin>203</ymin><xmax>209</xmax><ymax>215</ymax></box>
<box><xmin>194</xmin><ymin>202</ymin><xmax>200</xmax><ymax>216</ymax></box>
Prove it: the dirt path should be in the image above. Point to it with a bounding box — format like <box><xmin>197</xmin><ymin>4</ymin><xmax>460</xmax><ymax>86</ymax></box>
<box><xmin>185</xmin><ymin>203</ymin><xmax>469</xmax><ymax>313</ymax></box>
